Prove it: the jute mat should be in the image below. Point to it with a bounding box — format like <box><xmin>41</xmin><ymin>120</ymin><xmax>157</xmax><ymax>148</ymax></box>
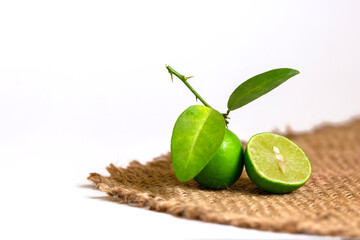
<box><xmin>88</xmin><ymin>119</ymin><xmax>360</xmax><ymax>238</ymax></box>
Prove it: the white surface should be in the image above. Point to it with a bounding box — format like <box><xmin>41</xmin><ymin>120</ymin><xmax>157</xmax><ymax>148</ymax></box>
<box><xmin>1</xmin><ymin>0</ymin><xmax>359</xmax><ymax>239</ymax></box>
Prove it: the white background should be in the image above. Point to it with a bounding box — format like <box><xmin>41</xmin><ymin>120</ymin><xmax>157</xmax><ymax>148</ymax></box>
<box><xmin>1</xmin><ymin>0</ymin><xmax>359</xmax><ymax>239</ymax></box>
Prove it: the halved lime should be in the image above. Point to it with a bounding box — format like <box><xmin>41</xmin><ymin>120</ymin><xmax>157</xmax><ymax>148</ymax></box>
<box><xmin>245</xmin><ymin>132</ymin><xmax>311</xmax><ymax>194</ymax></box>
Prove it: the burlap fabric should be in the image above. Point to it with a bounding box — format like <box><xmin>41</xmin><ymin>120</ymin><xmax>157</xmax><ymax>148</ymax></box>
<box><xmin>88</xmin><ymin>119</ymin><xmax>360</xmax><ymax>238</ymax></box>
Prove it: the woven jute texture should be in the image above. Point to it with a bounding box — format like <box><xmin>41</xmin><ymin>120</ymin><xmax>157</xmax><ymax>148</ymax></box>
<box><xmin>88</xmin><ymin>119</ymin><xmax>360</xmax><ymax>238</ymax></box>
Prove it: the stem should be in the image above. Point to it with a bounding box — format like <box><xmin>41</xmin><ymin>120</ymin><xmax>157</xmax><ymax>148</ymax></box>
<box><xmin>166</xmin><ymin>65</ymin><xmax>212</xmax><ymax>108</ymax></box>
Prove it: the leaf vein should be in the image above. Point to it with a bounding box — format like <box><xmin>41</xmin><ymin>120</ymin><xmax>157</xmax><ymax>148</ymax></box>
<box><xmin>183</xmin><ymin>109</ymin><xmax>212</xmax><ymax>174</ymax></box>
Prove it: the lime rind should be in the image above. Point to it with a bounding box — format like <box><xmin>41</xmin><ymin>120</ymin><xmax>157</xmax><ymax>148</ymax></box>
<box><xmin>245</xmin><ymin>132</ymin><xmax>312</xmax><ymax>194</ymax></box>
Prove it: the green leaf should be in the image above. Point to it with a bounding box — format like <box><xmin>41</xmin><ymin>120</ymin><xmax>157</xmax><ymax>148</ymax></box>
<box><xmin>171</xmin><ymin>105</ymin><xmax>226</xmax><ymax>182</ymax></box>
<box><xmin>227</xmin><ymin>68</ymin><xmax>300</xmax><ymax>111</ymax></box>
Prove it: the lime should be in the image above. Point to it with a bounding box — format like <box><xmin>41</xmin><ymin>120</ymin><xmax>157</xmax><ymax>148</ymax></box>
<box><xmin>194</xmin><ymin>129</ymin><xmax>244</xmax><ymax>190</ymax></box>
<box><xmin>244</xmin><ymin>132</ymin><xmax>311</xmax><ymax>194</ymax></box>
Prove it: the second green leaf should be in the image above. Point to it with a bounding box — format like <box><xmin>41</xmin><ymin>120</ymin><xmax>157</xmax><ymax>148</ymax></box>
<box><xmin>227</xmin><ymin>68</ymin><xmax>300</xmax><ymax>111</ymax></box>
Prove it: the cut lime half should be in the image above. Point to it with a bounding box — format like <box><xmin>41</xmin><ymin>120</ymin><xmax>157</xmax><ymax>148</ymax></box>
<box><xmin>245</xmin><ymin>132</ymin><xmax>311</xmax><ymax>194</ymax></box>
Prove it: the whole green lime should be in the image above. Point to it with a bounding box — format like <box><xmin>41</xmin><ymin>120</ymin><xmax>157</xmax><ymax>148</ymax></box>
<box><xmin>194</xmin><ymin>129</ymin><xmax>244</xmax><ymax>189</ymax></box>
